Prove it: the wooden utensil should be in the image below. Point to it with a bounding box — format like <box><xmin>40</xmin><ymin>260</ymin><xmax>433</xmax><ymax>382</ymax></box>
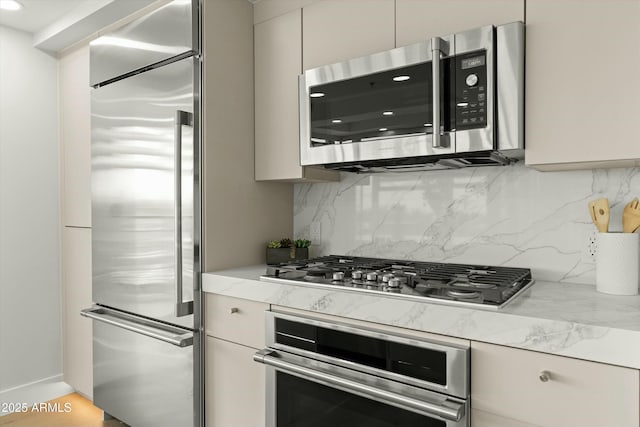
<box><xmin>622</xmin><ymin>197</ymin><xmax>640</xmax><ymax>233</ymax></box>
<box><xmin>588</xmin><ymin>198</ymin><xmax>610</xmax><ymax>232</ymax></box>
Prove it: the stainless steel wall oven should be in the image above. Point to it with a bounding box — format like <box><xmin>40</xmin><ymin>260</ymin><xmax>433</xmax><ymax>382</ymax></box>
<box><xmin>299</xmin><ymin>22</ymin><xmax>524</xmax><ymax>172</ymax></box>
<box><xmin>254</xmin><ymin>312</ymin><xmax>470</xmax><ymax>427</ymax></box>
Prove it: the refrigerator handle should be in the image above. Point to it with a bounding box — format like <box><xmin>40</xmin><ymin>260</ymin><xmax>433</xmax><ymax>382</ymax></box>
<box><xmin>175</xmin><ymin>110</ymin><xmax>194</xmax><ymax>317</ymax></box>
<box><xmin>81</xmin><ymin>307</ymin><xmax>193</xmax><ymax>347</ymax></box>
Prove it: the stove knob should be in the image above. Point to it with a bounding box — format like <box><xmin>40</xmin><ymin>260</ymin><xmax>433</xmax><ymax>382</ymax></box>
<box><xmin>366</xmin><ymin>272</ymin><xmax>378</xmax><ymax>282</ymax></box>
<box><xmin>382</xmin><ymin>274</ymin><xmax>393</xmax><ymax>283</ymax></box>
<box><xmin>352</xmin><ymin>271</ymin><xmax>363</xmax><ymax>280</ymax></box>
<box><xmin>332</xmin><ymin>272</ymin><xmax>345</xmax><ymax>281</ymax></box>
<box><xmin>387</xmin><ymin>278</ymin><xmax>401</xmax><ymax>288</ymax></box>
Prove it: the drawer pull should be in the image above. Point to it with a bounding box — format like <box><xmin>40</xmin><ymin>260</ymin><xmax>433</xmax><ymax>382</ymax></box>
<box><xmin>229</xmin><ymin>307</ymin><xmax>240</xmax><ymax>314</ymax></box>
<box><xmin>539</xmin><ymin>370</ymin><xmax>551</xmax><ymax>382</ymax></box>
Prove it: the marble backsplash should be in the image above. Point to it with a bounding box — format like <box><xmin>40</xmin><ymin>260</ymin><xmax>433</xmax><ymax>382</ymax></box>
<box><xmin>293</xmin><ymin>164</ymin><xmax>640</xmax><ymax>285</ymax></box>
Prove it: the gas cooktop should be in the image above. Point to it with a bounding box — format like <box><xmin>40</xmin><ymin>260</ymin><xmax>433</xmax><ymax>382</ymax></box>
<box><xmin>261</xmin><ymin>255</ymin><xmax>534</xmax><ymax>310</ymax></box>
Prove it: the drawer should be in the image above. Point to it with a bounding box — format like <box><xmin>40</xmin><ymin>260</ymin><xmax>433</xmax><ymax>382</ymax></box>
<box><xmin>471</xmin><ymin>341</ymin><xmax>639</xmax><ymax>427</ymax></box>
<box><xmin>205</xmin><ymin>294</ymin><xmax>268</xmax><ymax>349</ymax></box>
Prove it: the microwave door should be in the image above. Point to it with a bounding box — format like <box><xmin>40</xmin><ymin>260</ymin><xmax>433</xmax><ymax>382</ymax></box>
<box><xmin>300</xmin><ymin>40</ymin><xmax>456</xmax><ymax>167</ymax></box>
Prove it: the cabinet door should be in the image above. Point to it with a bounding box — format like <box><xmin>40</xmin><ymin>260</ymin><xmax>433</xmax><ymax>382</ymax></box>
<box><xmin>471</xmin><ymin>341</ymin><xmax>639</xmax><ymax>427</ymax></box>
<box><xmin>525</xmin><ymin>0</ymin><xmax>640</xmax><ymax>169</ymax></box>
<box><xmin>302</xmin><ymin>0</ymin><xmax>395</xmax><ymax>70</ymax></box>
<box><xmin>254</xmin><ymin>10</ymin><xmax>338</xmax><ymax>182</ymax></box>
<box><xmin>396</xmin><ymin>0</ymin><xmax>524</xmax><ymax>47</ymax></box>
<box><xmin>205</xmin><ymin>293</ymin><xmax>267</xmax><ymax>349</ymax></box>
<box><xmin>206</xmin><ymin>337</ymin><xmax>265</xmax><ymax>427</ymax></box>
<box><xmin>62</xmin><ymin>226</ymin><xmax>93</xmax><ymax>398</ymax></box>
<box><xmin>60</xmin><ymin>46</ymin><xmax>91</xmax><ymax>227</ymax></box>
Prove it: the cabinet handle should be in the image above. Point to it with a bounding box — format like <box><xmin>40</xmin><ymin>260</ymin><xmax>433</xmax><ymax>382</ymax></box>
<box><xmin>539</xmin><ymin>370</ymin><xmax>551</xmax><ymax>382</ymax></box>
<box><xmin>229</xmin><ymin>307</ymin><xmax>239</xmax><ymax>314</ymax></box>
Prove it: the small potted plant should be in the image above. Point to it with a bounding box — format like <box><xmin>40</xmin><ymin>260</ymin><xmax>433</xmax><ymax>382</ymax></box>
<box><xmin>266</xmin><ymin>238</ymin><xmax>311</xmax><ymax>265</ymax></box>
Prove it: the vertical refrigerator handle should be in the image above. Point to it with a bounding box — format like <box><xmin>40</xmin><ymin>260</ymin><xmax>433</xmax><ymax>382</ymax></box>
<box><xmin>175</xmin><ymin>110</ymin><xmax>194</xmax><ymax>317</ymax></box>
<box><xmin>431</xmin><ymin>37</ymin><xmax>445</xmax><ymax>149</ymax></box>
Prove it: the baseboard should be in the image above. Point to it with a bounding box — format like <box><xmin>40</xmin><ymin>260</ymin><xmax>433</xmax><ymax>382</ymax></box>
<box><xmin>0</xmin><ymin>375</ymin><xmax>74</xmax><ymax>416</ymax></box>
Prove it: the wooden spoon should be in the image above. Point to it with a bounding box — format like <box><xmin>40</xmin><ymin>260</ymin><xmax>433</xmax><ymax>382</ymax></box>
<box><xmin>622</xmin><ymin>197</ymin><xmax>640</xmax><ymax>233</ymax></box>
<box><xmin>588</xmin><ymin>198</ymin><xmax>610</xmax><ymax>232</ymax></box>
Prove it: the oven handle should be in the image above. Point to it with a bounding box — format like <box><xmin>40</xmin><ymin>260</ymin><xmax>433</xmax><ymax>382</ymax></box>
<box><xmin>253</xmin><ymin>349</ymin><xmax>464</xmax><ymax>422</ymax></box>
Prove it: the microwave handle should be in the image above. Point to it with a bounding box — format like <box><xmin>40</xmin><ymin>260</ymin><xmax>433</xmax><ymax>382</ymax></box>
<box><xmin>431</xmin><ymin>37</ymin><xmax>444</xmax><ymax>149</ymax></box>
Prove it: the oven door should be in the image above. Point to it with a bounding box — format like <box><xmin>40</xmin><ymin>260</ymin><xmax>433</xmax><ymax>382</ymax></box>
<box><xmin>254</xmin><ymin>349</ymin><xmax>468</xmax><ymax>427</ymax></box>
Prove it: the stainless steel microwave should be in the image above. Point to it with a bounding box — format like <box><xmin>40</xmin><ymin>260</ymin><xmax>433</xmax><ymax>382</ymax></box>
<box><xmin>299</xmin><ymin>22</ymin><xmax>524</xmax><ymax>172</ymax></box>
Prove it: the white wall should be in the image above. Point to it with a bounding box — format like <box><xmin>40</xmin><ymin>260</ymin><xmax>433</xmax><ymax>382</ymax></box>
<box><xmin>0</xmin><ymin>25</ymin><xmax>61</xmax><ymax>392</ymax></box>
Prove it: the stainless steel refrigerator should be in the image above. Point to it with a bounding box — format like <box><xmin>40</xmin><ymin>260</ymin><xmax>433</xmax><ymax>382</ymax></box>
<box><xmin>81</xmin><ymin>1</ymin><xmax>202</xmax><ymax>426</ymax></box>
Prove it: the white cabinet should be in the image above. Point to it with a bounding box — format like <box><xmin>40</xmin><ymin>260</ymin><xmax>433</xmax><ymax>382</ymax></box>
<box><xmin>302</xmin><ymin>0</ymin><xmax>395</xmax><ymax>70</ymax></box>
<box><xmin>205</xmin><ymin>337</ymin><xmax>265</xmax><ymax>427</ymax></box>
<box><xmin>396</xmin><ymin>0</ymin><xmax>524</xmax><ymax>46</ymax></box>
<box><xmin>471</xmin><ymin>341</ymin><xmax>640</xmax><ymax>427</ymax></box>
<box><xmin>205</xmin><ymin>293</ymin><xmax>268</xmax><ymax>349</ymax></box>
<box><xmin>59</xmin><ymin>45</ymin><xmax>91</xmax><ymax>227</ymax></box>
<box><xmin>254</xmin><ymin>9</ymin><xmax>339</xmax><ymax>182</ymax></box>
<box><xmin>61</xmin><ymin>227</ymin><xmax>93</xmax><ymax>398</ymax></box>
<box><xmin>205</xmin><ymin>294</ymin><xmax>268</xmax><ymax>427</ymax></box>
<box><xmin>525</xmin><ymin>0</ymin><xmax>640</xmax><ymax>170</ymax></box>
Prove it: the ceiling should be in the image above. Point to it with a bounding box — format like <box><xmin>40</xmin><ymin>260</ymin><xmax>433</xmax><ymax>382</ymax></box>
<box><xmin>0</xmin><ymin>0</ymin><xmax>92</xmax><ymax>34</ymax></box>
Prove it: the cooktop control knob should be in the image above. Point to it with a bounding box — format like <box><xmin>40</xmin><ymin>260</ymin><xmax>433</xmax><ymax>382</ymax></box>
<box><xmin>332</xmin><ymin>272</ymin><xmax>345</xmax><ymax>281</ymax></box>
<box><xmin>465</xmin><ymin>73</ymin><xmax>478</xmax><ymax>87</ymax></box>
<box><xmin>387</xmin><ymin>278</ymin><xmax>401</xmax><ymax>288</ymax></box>
<box><xmin>382</xmin><ymin>274</ymin><xmax>393</xmax><ymax>283</ymax></box>
<box><xmin>366</xmin><ymin>272</ymin><xmax>378</xmax><ymax>282</ymax></box>
<box><xmin>352</xmin><ymin>271</ymin><xmax>363</xmax><ymax>280</ymax></box>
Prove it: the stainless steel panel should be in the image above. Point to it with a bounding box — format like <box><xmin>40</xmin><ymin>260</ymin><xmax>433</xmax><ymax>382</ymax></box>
<box><xmin>91</xmin><ymin>57</ymin><xmax>195</xmax><ymax>328</ymax></box>
<box><xmin>496</xmin><ymin>22</ymin><xmax>525</xmax><ymax>155</ymax></box>
<box><xmin>265</xmin><ymin>311</ymin><xmax>470</xmax><ymax>398</ymax></box>
<box><xmin>300</xmin><ymin>38</ymin><xmax>456</xmax><ymax>166</ymax></box>
<box><xmin>454</xmin><ymin>25</ymin><xmax>495</xmax><ymax>153</ymax></box>
<box><xmin>93</xmin><ymin>317</ymin><xmax>194</xmax><ymax>427</ymax></box>
<box><xmin>90</xmin><ymin>0</ymin><xmax>195</xmax><ymax>86</ymax></box>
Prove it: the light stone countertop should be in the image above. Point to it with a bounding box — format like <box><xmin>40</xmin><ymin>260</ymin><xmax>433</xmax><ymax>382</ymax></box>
<box><xmin>202</xmin><ymin>265</ymin><xmax>640</xmax><ymax>369</ymax></box>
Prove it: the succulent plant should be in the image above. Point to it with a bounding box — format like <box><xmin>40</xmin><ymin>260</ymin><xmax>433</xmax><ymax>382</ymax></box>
<box><xmin>267</xmin><ymin>240</ymin><xmax>281</xmax><ymax>249</ymax></box>
<box><xmin>294</xmin><ymin>239</ymin><xmax>311</xmax><ymax>248</ymax></box>
<box><xmin>279</xmin><ymin>238</ymin><xmax>293</xmax><ymax>248</ymax></box>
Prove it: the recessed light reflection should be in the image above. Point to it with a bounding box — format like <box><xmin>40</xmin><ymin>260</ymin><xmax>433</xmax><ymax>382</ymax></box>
<box><xmin>424</xmin><ymin>123</ymin><xmax>432</xmax><ymax>127</ymax></box>
<box><xmin>331</xmin><ymin>119</ymin><xmax>342</xmax><ymax>123</ymax></box>
<box><xmin>392</xmin><ymin>75</ymin><xmax>410</xmax><ymax>82</ymax></box>
<box><xmin>457</xmin><ymin>102</ymin><xmax>469</xmax><ymax>107</ymax></box>
<box><xmin>310</xmin><ymin>92</ymin><xmax>325</xmax><ymax>98</ymax></box>
<box><xmin>0</xmin><ymin>0</ymin><xmax>22</xmax><ymax>11</ymax></box>
<box><xmin>382</xmin><ymin>111</ymin><xmax>394</xmax><ymax>116</ymax></box>
<box><xmin>379</xmin><ymin>128</ymin><xmax>388</xmax><ymax>132</ymax></box>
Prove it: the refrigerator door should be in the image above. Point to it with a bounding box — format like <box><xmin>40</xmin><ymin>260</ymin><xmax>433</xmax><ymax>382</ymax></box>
<box><xmin>90</xmin><ymin>0</ymin><xmax>196</xmax><ymax>87</ymax></box>
<box><xmin>91</xmin><ymin>56</ymin><xmax>196</xmax><ymax>328</ymax></box>
<box><xmin>85</xmin><ymin>307</ymin><xmax>194</xmax><ymax>427</ymax></box>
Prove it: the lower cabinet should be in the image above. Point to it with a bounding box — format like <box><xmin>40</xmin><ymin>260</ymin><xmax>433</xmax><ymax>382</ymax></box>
<box><xmin>471</xmin><ymin>341</ymin><xmax>640</xmax><ymax>427</ymax></box>
<box><xmin>205</xmin><ymin>337</ymin><xmax>265</xmax><ymax>427</ymax></box>
<box><xmin>205</xmin><ymin>294</ymin><xmax>268</xmax><ymax>427</ymax></box>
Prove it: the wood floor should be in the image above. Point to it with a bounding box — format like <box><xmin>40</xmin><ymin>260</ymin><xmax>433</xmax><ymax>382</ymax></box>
<box><xmin>0</xmin><ymin>393</ymin><xmax>126</xmax><ymax>427</ymax></box>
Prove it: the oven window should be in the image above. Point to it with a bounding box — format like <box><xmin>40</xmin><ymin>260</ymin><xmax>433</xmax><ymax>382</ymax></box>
<box><xmin>308</xmin><ymin>60</ymin><xmax>454</xmax><ymax>147</ymax></box>
<box><xmin>276</xmin><ymin>372</ymin><xmax>446</xmax><ymax>427</ymax></box>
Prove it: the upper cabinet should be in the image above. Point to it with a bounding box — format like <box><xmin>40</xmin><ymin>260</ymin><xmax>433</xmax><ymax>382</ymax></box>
<box><xmin>395</xmin><ymin>0</ymin><xmax>524</xmax><ymax>46</ymax></box>
<box><xmin>254</xmin><ymin>8</ymin><xmax>339</xmax><ymax>182</ymax></box>
<box><xmin>525</xmin><ymin>0</ymin><xmax>640</xmax><ymax>170</ymax></box>
<box><xmin>60</xmin><ymin>45</ymin><xmax>92</xmax><ymax>227</ymax></box>
<box><xmin>302</xmin><ymin>0</ymin><xmax>395</xmax><ymax>70</ymax></box>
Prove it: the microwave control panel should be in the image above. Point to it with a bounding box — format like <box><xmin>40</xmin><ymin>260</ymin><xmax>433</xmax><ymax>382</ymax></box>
<box><xmin>455</xmin><ymin>50</ymin><xmax>487</xmax><ymax>130</ymax></box>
